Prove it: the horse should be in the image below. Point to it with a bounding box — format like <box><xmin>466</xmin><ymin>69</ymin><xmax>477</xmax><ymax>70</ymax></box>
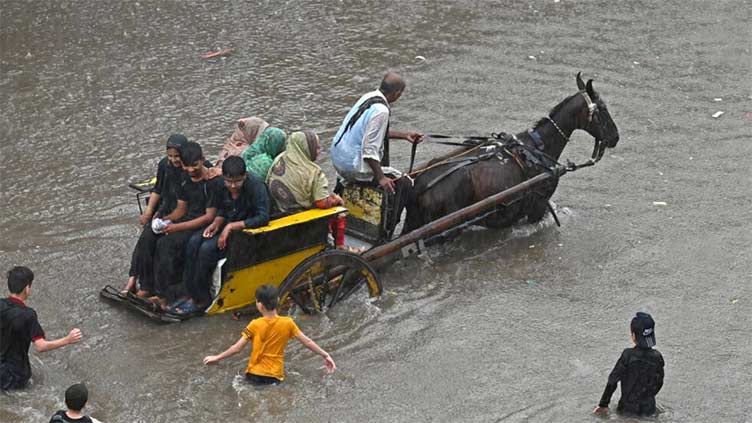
<box><xmin>403</xmin><ymin>72</ymin><xmax>620</xmax><ymax>233</ymax></box>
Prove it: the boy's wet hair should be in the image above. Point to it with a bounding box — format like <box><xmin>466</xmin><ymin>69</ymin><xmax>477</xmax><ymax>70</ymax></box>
<box><xmin>180</xmin><ymin>141</ymin><xmax>203</xmax><ymax>165</ymax></box>
<box><xmin>255</xmin><ymin>285</ymin><xmax>278</xmax><ymax>310</ymax></box>
<box><xmin>7</xmin><ymin>266</ymin><xmax>33</xmax><ymax>294</ymax></box>
<box><xmin>222</xmin><ymin>156</ymin><xmax>247</xmax><ymax>178</ymax></box>
<box><xmin>65</xmin><ymin>383</ymin><xmax>88</xmax><ymax>411</ymax></box>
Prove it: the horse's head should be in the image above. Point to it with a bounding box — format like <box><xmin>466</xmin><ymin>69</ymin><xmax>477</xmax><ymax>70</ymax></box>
<box><xmin>575</xmin><ymin>72</ymin><xmax>619</xmax><ymax>160</ymax></box>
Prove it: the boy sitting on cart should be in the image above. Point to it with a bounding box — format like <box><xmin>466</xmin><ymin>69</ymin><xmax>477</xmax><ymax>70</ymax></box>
<box><xmin>124</xmin><ymin>134</ymin><xmax>187</xmax><ymax>296</ymax></box>
<box><xmin>170</xmin><ymin>156</ymin><xmax>271</xmax><ymax>316</ymax></box>
<box><xmin>151</xmin><ymin>141</ymin><xmax>224</xmax><ymax>311</ymax></box>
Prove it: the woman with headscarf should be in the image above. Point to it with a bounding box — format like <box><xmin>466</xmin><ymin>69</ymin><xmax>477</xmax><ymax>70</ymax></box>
<box><xmin>240</xmin><ymin>127</ymin><xmax>287</xmax><ymax>180</ymax></box>
<box><xmin>267</xmin><ymin>130</ymin><xmax>347</xmax><ymax>247</ymax></box>
<box><xmin>215</xmin><ymin>116</ymin><xmax>269</xmax><ymax>167</ymax></box>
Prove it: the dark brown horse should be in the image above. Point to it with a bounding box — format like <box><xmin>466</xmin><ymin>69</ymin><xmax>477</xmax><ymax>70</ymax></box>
<box><xmin>404</xmin><ymin>73</ymin><xmax>620</xmax><ymax>233</ymax></box>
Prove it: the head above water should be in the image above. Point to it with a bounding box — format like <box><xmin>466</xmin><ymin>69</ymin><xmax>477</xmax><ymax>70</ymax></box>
<box><xmin>222</xmin><ymin>156</ymin><xmax>246</xmax><ymax>193</ymax></box>
<box><xmin>302</xmin><ymin>130</ymin><xmax>321</xmax><ymax>161</ymax></box>
<box><xmin>64</xmin><ymin>383</ymin><xmax>88</xmax><ymax>411</ymax></box>
<box><xmin>166</xmin><ymin>133</ymin><xmax>188</xmax><ymax>151</ymax></box>
<box><xmin>255</xmin><ymin>284</ymin><xmax>278</xmax><ymax>311</ymax></box>
<box><xmin>166</xmin><ymin>134</ymin><xmax>188</xmax><ymax>167</ymax></box>
<box><xmin>285</xmin><ymin>130</ymin><xmax>321</xmax><ymax>162</ymax></box>
<box><xmin>379</xmin><ymin>71</ymin><xmax>405</xmax><ymax>103</ymax></box>
<box><xmin>180</xmin><ymin>141</ymin><xmax>205</xmax><ymax>178</ymax></box>
<box><xmin>7</xmin><ymin>266</ymin><xmax>33</xmax><ymax>295</ymax></box>
<box><xmin>253</xmin><ymin>127</ymin><xmax>287</xmax><ymax>157</ymax></box>
<box><xmin>574</xmin><ymin>72</ymin><xmax>619</xmax><ymax>154</ymax></box>
<box><xmin>630</xmin><ymin>312</ymin><xmax>656</xmax><ymax>348</ymax></box>
<box><xmin>222</xmin><ymin>156</ymin><xmax>246</xmax><ymax>178</ymax></box>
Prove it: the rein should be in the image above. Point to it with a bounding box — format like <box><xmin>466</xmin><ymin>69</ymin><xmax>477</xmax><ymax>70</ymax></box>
<box><xmin>409</xmin><ymin>89</ymin><xmax>603</xmax><ymax>182</ymax></box>
<box><xmin>407</xmin><ymin>141</ymin><xmax>487</xmax><ymax>178</ymax></box>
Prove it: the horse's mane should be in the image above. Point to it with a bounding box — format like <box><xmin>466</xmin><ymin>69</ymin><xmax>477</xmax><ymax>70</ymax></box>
<box><xmin>532</xmin><ymin>92</ymin><xmax>578</xmax><ymax>128</ymax></box>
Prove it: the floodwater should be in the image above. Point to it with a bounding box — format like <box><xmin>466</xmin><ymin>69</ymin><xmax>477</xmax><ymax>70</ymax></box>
<box><xmin>1</xmin><ymin>0</ymin><xmax>750</xmax><ymax>421</ymax></box>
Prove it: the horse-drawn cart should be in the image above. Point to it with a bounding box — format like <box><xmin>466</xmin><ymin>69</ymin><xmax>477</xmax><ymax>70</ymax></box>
<box><xmin>101</xmin><ymin>73</ymin><xmax>619</xmax><ymax>322</ymax></box>
<box><xmin>101</xmin><ymin>161</ymin><xmax>565</xmax><ymax>323</ymax></box>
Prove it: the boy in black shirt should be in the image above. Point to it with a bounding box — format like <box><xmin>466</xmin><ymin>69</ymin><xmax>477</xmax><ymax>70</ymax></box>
<box><xmin>594</xmin><ymin>312</ymin><xmax>665</xmax><ymax>417</ymax></box>
<box><xmin>50</xmin><ymin>383</ymin><xmax>93</xmax><ymax>423</ymax></box>
<box><xmin>125</xmin><ymin>133</ymin><xmax>187</xmax><ymax>296</ymax></box>
<box><xmin>173</xmin><ymin>156</ymin><xmax>271</xmax><ymax>315</ymax></box>
<box><xmin>152</xmin><ymin>141</ymin><xmax>223</xmax><ymax>309</ymax></box>
<box><xmin>1</xmin><ymin>267</ymin><xmax>82</xmax><ymax>390</ymax></box>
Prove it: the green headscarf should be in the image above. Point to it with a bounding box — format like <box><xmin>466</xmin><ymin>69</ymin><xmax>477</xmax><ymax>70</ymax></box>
<box><xmin>267</xmin><ymin>131</ymin><xmax>330</xmax><ymax>212</ymax></box>
<box><xmin>240</xmin><ymin>127</ymin><xmax>287</xmax><ymax>180</ymax></box>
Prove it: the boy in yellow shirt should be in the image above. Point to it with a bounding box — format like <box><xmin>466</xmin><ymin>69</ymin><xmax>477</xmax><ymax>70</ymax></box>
<box><xmin>202</xmin><ymin>285</ymin><xmax>336</xmax><ymax>384</ymax></box>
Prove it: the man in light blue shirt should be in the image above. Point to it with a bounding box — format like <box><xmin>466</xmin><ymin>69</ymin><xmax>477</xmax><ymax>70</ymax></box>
<box><xmin>331</xmin><ymin>72</ymin><xmax>423</xmax><ymax>194</ymax></box>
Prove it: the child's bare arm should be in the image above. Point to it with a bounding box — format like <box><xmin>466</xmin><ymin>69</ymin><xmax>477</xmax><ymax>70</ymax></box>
<box><xmin>34</xmin><ymin>328</ymin><xmax>82</xmax><ymax>352</ymax></box>
<box><xmin>203</xmin><ymin>336</ymin><xmax>249</xmax><ymax>365</ymax></box>
<box><xmin>295</xmin><ymin>332</ymin><xmax>336</xmax><ymax>373</ymax></box>
<box><xmin>163</xmin><ymin>200</ymin><xmax>187</xmax><ymax>223</ymax></box>
<box><xmin>167</xmin><ymin>207</ymin><xmax>217</xmax><ymax>233</ymax></box>
<box><xmin>139</xmin><ymin>192</ymin><xmax>161</xmax><ymax>224</ymax></box>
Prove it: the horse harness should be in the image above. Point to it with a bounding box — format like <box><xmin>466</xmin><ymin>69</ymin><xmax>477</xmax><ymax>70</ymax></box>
<box><xmin>416</xmin><ymin>131</ymin><xmax>559</xmax><ymax>194</ymax></box>
<box><xmin>414</xmin><ymin>88</ymin><xmax>605</xmax><ymax>204</ymax></box>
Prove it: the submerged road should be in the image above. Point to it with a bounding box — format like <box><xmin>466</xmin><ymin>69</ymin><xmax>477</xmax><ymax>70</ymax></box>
<box><xmin>1</xmin><ymin>1</ymin><xmax>750</xmax><ymax>421</ymax></box>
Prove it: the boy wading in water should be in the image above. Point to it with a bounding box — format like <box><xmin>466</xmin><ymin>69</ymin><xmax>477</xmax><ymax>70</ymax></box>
<box><xmin>50</xmin><ymin>383</ymin><xmax>95</xmax><ymax>423</ymax></box>
<box><xmin>594</xmin><ymin>312</ymin><xmax>665</xmax><ymax>417</ymax></box>
<box><xmin>203</xmin><ymin>285</ymin><xmax>335</xmax><ymax>384</ymax></box>
<box><xmin>1</xmin><ymin>267</ymin><xmax>82</xmax><ymax>390</ymax></box>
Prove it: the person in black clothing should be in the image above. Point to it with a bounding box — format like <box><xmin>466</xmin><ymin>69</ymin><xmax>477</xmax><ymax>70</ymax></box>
<box><xmin>173</xmin><ymin>156</ymin><xmax>271</xmax><ymax>316</ymax></box>
<box><xmin>50</xmin><ymin>383</ymin><xmax>94</xmax><ymax>423</ymax></box>
<box><xmin>125</xmin><ymin>133</ymin><xmax>187</xmax><ymax>296</ymax></box>
<box><xmin>1</xmin><ymin>267</ymin><xmax>82</xmax><ymax>390</ymax></box>
<box><xmin>594</xmin><ymin>312</ymin><xmax>665</xmax><ymax>417</ymax></box>
<box><xmin>152</xmin><ymin>141</ymin><xmax>223</xmax><ymax>310</ymax></box>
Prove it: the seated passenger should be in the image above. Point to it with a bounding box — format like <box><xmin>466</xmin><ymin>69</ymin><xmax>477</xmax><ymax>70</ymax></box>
<box><xmin>239</xmin><ymin>127</ymin><xmax>287</xmax><ymax>180</ymax></box>
<box><xmin>215</xmin><ymin>116</ymin><xmax>269</xmax><ymax>168</ymax></box>
<box><xmin>151</xmin><ymin>142</ymin><xmax>223</xmax><ymax>309</ymax></box>
<box><xmin>125</xmin><ymin>134</ymin><xmax>187</xmax><ymax>296</ymax></box>
<box><xmin>266</xmin><ymin>130</ymin><xmax>347</xmax><ymax>247</ymax></box>
<box><xmin>173</xmin><ymin>156</ymin><xmax>271</xmax><ymax>316</ymax></box>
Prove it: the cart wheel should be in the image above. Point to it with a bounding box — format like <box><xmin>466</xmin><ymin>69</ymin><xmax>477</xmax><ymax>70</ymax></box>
<box><xmin>277</xmin><ymin>250</ymin><xmax>381</xmax><ymax>315</ymax></box>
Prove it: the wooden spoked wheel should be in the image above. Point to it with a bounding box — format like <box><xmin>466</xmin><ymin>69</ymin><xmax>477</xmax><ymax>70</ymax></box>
<box><xmin>277</xmin><ymin>250</ymin><xmax>381</xmax><ymax>315</ymax></box>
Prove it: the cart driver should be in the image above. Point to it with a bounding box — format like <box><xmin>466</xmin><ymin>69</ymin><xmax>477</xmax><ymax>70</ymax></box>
<box><xmin>330</xmin><ymin>72</ymin><xmax>423</xmax><ymax>234</ymax></box>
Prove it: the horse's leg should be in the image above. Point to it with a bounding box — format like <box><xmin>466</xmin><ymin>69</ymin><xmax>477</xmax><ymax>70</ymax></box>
<box><xmin>525</xmin><ymin>196</ymin><xmax>548</xmax><ymax>223</ymax></box>
<box><xmin>525</xmin><ymin>179</ymin><xmax>559</xmax><ymax>223</ymax></box>
<box><xmin>403</xmin><ymin>185</ymin><xmax>423</xmax><ymax>234</ymax></box>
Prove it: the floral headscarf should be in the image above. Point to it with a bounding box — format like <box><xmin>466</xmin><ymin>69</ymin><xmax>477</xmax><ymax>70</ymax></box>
<box><xmin>240</xmin><ymin>127</ymin><xmax>287</xmax><ymax>180</ymax></box>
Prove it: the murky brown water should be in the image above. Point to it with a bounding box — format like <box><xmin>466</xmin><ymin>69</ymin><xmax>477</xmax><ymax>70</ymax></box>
<box><xmin>1</xmin><ymin>1</ymin><xmax>750</xmax><ymax>422</ymax></box>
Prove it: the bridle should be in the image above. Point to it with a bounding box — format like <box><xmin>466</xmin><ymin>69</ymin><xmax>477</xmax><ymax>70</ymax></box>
<box><xmin>541</xmin><ymin>90</ymin><xmax>605</xmax><ymax>165</ymax></box>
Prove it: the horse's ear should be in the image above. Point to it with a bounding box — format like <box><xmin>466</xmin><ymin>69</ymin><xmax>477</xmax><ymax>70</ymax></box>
<box><xmin>586</xmin><ymin>79</ymin><xmax>597</xmax><ymax>98</ymax></box>
<box><xmin>576</xmin><ymin>72</ymin><xmax>585</xmax><ymax>91</ymax></box>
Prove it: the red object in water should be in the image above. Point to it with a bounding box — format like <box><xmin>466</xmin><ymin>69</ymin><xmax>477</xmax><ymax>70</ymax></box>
<box><xmin>202</xmin><ymin>48</ymin><xmax>234</xmax><ymax>59</ymax></box>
